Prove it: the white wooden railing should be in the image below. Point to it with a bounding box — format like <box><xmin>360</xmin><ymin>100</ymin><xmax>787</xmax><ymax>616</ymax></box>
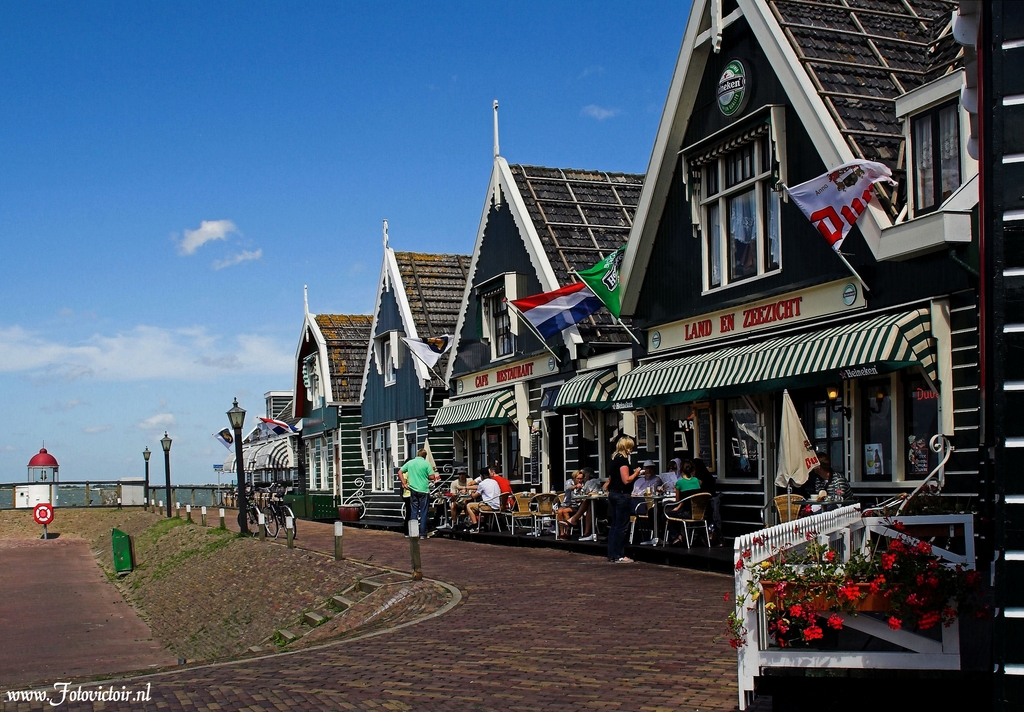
<box><xmin>733</xmin><ymin>506</ymin><xmax>974</xmax><ymax>710</ymax></box>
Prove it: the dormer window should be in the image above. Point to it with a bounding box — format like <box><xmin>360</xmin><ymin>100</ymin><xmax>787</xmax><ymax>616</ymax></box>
<box><xmin>382</xmin><ymin>340</ymin><xmax>396</xmax><ymax>386</ymax></box>
<box><xmin>912</xmin><ymin>100</ymin><xmax>961</xmax><ymax>215</ymax></box>
<box><xmin>483</xmin><ymin>288</ymin><xmax>515</xmax><ymax>358</ymax></box>
<box><xmin>692</xmin><ymin>129</ymin><xmax>783</xmax><ymax>292</ymax></box>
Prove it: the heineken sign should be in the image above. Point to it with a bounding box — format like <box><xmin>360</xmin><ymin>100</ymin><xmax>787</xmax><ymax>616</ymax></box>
<box><xmin>717</xmin><ymin>60</ymin><xmax>748</xmax><ymax>117</ymax></box>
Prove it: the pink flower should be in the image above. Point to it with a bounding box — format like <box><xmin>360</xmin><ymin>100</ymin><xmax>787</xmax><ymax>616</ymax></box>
<box><xmin>776</xmin><ymin>621</ymin><xmax>789</xmax><ymax>635</ymax></box>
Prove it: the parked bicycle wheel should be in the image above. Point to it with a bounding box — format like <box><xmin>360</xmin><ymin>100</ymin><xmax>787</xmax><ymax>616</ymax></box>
<box><xmin>263</xmin><ymin>506</ymin><xmax>281</xmax><ymax>538</ymax></box>
<box><xmin>246</xmin><ymin>503</ymin><xmax>260</xmax><ymax>535</ymax></box>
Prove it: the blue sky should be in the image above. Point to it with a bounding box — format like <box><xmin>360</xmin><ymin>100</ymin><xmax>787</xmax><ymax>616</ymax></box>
<box><xmin>0</xmin><ymin>1</ymin><xmax>689</xmax><ymax>484</ymax></box>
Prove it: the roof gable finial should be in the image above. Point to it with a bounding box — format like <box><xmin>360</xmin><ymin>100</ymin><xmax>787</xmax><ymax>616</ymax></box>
<box><xmin>382</xmin><ymin>219</ymin><xmax>389</xmax><ymax>249</ymax></box>
<box><xmin>492</xmin><ymin>100</ymin><xmax>500</xmax><ymax>159</ymax></box>
<box><xmin>303</xmin><ymin>285</ymin><xmax>309</xmax><ymax>316</ymax></box>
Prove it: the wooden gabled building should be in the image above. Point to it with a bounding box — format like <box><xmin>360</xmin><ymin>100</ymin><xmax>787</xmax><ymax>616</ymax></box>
<box><xmin>292</xmin><ymin>302</ymin><xmax>372</xmax><ymax>519</ymax></box>
<box><xmin>357</xmin><ymin>226</ymin><xmax>470</xmax><ymax>526</ymax></box>
<box><xmin>616</xmin><ymin>0</ymin><xmax>978</xmax><ymax>538</ymax></box>
<box><xmin>436</xmin><ymin>132</ymin><xmax>644</xmax><ymax>491</ymax></box>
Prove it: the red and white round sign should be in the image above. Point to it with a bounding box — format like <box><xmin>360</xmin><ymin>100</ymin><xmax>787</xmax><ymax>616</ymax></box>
<box><xmin>33</xmin><ymin>503</ymin><xmax>54</xmax><ymax>525</ymax></box>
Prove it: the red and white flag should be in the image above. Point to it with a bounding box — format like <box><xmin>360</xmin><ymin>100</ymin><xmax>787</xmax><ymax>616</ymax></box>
<box><xmin>785</xmin><ymin>160</ymin><xmax>896</xmax><ymax>252</ymax></box>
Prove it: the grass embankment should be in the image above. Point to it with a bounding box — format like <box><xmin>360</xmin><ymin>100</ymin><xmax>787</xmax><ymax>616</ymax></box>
<box><xmin>0</xmin><ymin>509</ymin><xmax>447</xmax><ymax>663</ymax></box>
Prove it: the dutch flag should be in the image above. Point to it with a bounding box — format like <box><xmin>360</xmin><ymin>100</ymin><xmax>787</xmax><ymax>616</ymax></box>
<box><xmin>510</xmin><ymin>282</ymin><xmax>605</xmax><ymax>340</ymax></box>
<box><xmin>259</xmin><ymin>417</ymin><xmax>299</xmax><ymax>435</ymax></box>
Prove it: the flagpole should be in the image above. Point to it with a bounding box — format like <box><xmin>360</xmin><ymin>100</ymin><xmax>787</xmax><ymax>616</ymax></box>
<box><xmin>404</xmin><ymin>346</ymin><xmax>450</xmax><ymax>385</ymax></box>
<box><xmin>570</xmin><ymin>270</ymin><xmax>642</xmax><ymax>345</ymax></box>
<box><xmin>504</xmin><ymin>299</ymin><xmax>561</xmax><ymax>364</ymax></box>
<box><xmin>835</xmin><ymin>251</ymin><xmax>871</xmax><ymax>293</ymax></box>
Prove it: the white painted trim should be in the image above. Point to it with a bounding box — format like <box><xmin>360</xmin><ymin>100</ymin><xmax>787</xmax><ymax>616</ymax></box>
<box><xmin>895</xmin><ymin>70</ymin><xmax>965</xmax><ymax>118</ymax></box>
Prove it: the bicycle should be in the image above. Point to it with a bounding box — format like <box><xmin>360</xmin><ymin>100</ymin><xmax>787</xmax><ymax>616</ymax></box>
<box><xmin>261</xmin><ymin>483</ymin><xmax>297</xmax><ymax>540</ymax></box>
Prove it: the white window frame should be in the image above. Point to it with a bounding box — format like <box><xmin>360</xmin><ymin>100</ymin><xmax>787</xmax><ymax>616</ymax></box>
<box><xmin>382</xmin><ymin>339</ymin><xmax>396</xmax><ymax>386</ymax></box>
<box><xmin>483</xmin><ymin>288</ymin><xmax>515</xmax><ymax>360</ymax></box>
<box><xmin>907</xmin><ymin>99</ymin><xmax>962</xmax><ymax>218</ymax></box>
<box><xmin>696</xmin><ymin>136</ymin><xmax>782</xmax><ymax>293</ymax></box>
<box><xmin>365</xmin><ymin>426</ymin><xmax>393</xmax><ymax>492</ymax></box>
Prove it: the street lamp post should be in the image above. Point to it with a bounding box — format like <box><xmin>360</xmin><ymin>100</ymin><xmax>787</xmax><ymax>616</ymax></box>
<box><xmin>143</xmin><ymin>447</ymin><xmax>151</xmax><ymax>512</ymax></box>
<box><xmin>160</xmin><ymin>432</ymin><xmax>172</xmax><ymax>518</ymax></box>
<box><xmin>227</xmin><ymin>398</ymin><xmax>248</xmax><ymax>534</ymax></box>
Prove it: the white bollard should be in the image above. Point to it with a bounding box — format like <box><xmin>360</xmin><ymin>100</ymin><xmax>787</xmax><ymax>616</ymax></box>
<box><xmin>334</xmin><ymin>520</ymin><xmax>343</xmax><ymax>560</ymax></box>
<box><xmin>201</xmin><ymin>506</ymin><xmax>207</xmax><ymax>526</ymax></box>
<box><xmin>257</xmin><ymin>511</ymin><xmax>266</xmax><ymax>540</ymax></box>
<box><xmin>286</xmin><ymin>516</ymin><xmax>294</xmax><ymax>548</ymax></box>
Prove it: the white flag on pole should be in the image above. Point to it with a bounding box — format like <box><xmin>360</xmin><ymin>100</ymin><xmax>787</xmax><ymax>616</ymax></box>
<box><xmin>401</xmin><ymin>335</ymin><xmax>453</xmax><ymax>370</ymax></box>
<box><xmin>785</xmin><ymin>160</ymin><xmax>897</xmax><ymax>252</ymax></box>
<box><xmin>775</xmin><ymin>390</ymin><xmax>820</xmax><ymax>489</ymax></box>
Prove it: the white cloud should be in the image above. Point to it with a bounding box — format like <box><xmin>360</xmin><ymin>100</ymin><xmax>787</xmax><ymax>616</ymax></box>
<box><xmin>82</xmin><ymin>424</ymin><xmax>112</xmax><ymax>434</ymax></box>
<box><xmin>581</xmin><ymin>104</ymin><xmax>620</xmax><ymax>121</ymax></box>
<box><xmin>178</xmin><ymin>220</ymin><xmax>239</xmax><ymax>256</ymax></box>
<box><xmin>139</xmin><ymin>414</ymin><xmax>175</xmax><ymax>431</ymax></box>
<box><xmin>213</xmin><ymin>249</ymin><xmax>262</xmax><ymax>270</ymax></box>
<box><xmin>0</xmin><ymin>324</ymin><xmax>294</xmax><ymax>382</ymax></box>
<box><xmin>43</xmin><ymin>399</ymin><xmax>86</xmax><ymax>412</ymax></box>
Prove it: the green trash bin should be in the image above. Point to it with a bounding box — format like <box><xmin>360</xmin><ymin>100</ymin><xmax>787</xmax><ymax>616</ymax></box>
<box><xmin>111</xmin><ymin>528</ymin><xmax>134</xmax><ymax>575</ymax></box>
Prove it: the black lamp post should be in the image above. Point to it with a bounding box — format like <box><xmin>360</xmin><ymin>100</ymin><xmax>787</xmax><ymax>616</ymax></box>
<box><xmin>228</xmin><ymin>398</ymin><xmax>249</xmax><ymax>534</ymax></box>
<box><xmin>143</xmin><ymin>446</ymin><xmax>151</xmax><ymax>511</ymax></box>
<box><xmin>160</xmin><ymin>431</ymin><xmax>172</xmax><ymax>517</ymax></box>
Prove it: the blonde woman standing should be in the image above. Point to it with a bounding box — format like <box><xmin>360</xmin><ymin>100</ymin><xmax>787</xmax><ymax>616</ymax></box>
<box><xmin>607</xmin><ymin>436</ymin><xmax>642</xmax><ymax>562</ymax></box>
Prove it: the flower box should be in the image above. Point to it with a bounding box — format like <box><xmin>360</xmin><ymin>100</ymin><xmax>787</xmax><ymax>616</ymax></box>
<box><xmin>761</xmin><ymin>581</ymin><xmax>890</xmax><ymax>612</ymax></box>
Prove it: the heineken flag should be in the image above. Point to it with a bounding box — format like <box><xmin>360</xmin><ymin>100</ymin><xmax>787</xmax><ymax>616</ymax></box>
<box><xmin>575</xmin><ymin>246</ymin><xmax>625</xmax><ymax>318</ymax></box>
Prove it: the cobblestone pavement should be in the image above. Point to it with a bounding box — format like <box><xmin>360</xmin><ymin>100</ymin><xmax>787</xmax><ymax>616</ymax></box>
<box><xmin>6</xmin><ymin>518</ymin><xmax>739</xmax><ymax>711</ymax></box>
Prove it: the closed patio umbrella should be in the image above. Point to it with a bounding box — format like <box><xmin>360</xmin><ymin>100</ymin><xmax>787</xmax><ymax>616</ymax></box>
<box><xmin>775</xmin><ymin>390</ymin><xmax>820</xmax><ymax>493</ymax></box>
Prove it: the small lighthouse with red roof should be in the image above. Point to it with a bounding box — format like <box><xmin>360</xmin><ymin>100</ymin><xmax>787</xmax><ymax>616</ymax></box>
<box><xmin>28</xmin><ymin>447</ymin><xmax>59</xmax><ymax>483</ymax></box>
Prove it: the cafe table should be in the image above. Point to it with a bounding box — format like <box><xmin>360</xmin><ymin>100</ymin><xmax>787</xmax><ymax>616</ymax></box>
<box><xmin>578</xmin><ymin>493</ymin><xmax>607</xmax><ymax>542</ymax></box>
<box><xmin>637</xmin><ymin>493</ymin><xmax>676</xmax><ymax>546</ymax></box>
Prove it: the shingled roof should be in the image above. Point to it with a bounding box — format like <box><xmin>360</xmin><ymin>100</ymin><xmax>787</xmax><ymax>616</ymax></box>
<box><xmin>393</xmin><ymin>251</ymin><xmax>471</xmax><ymax>385</ymax></box>
<box><xmin>768</xmin><ymin>0</ymin><xmax>961</xmax><ymax>173</ymax></box>
<box><xmin>508</xmin><ymin>164</ymin><xmax>644</xmax><ymax>342</ymax></box>
<box><xmin>314</xmin><ymin>314</ymin><xmax>373</xmax><ymax>403</ymax></box>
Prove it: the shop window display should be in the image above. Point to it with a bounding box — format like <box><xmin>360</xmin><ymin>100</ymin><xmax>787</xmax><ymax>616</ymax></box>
<box><xmin>861</xmin><ymin>381</ymin><xmax>893</xmax><ymax>481</ymax></box>
<box><xmin>904</xmin><ymin>376</ymin><xmax>939</xmax><ymax>477</ymax></box>
<box><xmin>724</xmin><ymin>399</ymin><xmax>758</xmax><ymax>478</ymax></box>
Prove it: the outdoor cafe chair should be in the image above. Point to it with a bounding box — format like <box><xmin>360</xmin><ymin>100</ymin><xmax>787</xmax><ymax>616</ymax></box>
<box><xmin>510</xmin><ymin>492</ymin><xmax>535</xmax><ymax>534</ymax></box>
<box><xmin>773</xmin><ymin>494</ymin><xmax>805</xmax><ymax>524</ymax></box>
<box><xmin>531</xmin><ymin>493</ymin><xmax>560</xmax><ymax>537</ymax></box>
<box><xmin>628</xmin><ymin>493</ymin><xmax>657</xmax><ymax>544</ymax></box>
<box><xmin>662</xmin><ymin>492</ymin><xmax>712</xmax><ymax>548</ymax></box>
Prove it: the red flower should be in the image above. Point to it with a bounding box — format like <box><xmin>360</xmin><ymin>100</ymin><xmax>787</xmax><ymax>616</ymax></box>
<box><xmin>742</xmin><ymin>548</ymin><xmax>752</xmax><ymax>559</ymax></box>
<box><xmin>915</xmin><ymin>541</ymin><xmax>933</xmax><ymax>556</ymax></box>
<box><xmin>788</xmin><ymin>604</ymin><xmax>804</xmax><ymax>618</ymax></box>
<box><xmin>724</xmin><ymin>593</ymin><xmax>730</xmax><ymax>602</ymax></box>
<box><xmin>887</xmin><ymin>616</ymin><xmax>902</xmax><ymax>630</ymax></box>
<box><xmin>869</xmin><ymin>575</ymin><xmax>886</xmax><ymax>594</ymax></box>
<box><xmin>918</xmin><ymin>611</ymin><xmax>941</xmax><ymax>630</ymax></box>
<box><xmin>827</xmin><ymin>614</ymin><xmax>844</xmax><ymax>630</ymax></box>
<box><xmin>825</xmin><ymin>550</ymin><xmax>836</xmax><ymax>563</ymax></box>
<box><xmin>905</xmin><ymin>593</ymin><xmax>924</xmax><ymax>608</ymax></box>
<box><xmin>776</xmin><ymin>621</ymin><xmax>789</xmax><ymax>635</ymax></box>
<box><xmin>752</xmin><ymin>536</ymin><xmax>764</xmax><ymax>546</ymax></box>
<box><xmin>729</xmin><ymin>638</ymin><xmax>743</xmax><ymax>649</ymax></box>
<box><xmin>892</xmin><ymin>521</ymin><xmax>906</xmax><ymax>532</ymax></box>
<box><xmin>802</xmin><ymin>625</ymin><xmax>824</xmax><ymax>641</ymax></box>
<box><xmin>735</xmin><ymin>559</ymin><xmax>744</xmax><ymax>571</ymax></box>
<box><xmin>889</xmin><ymin>539</ymin><xmax>906</xmax><ymax>554</ymax></box>
<box><xmin>926</xmin><ymin>574</ymin><xmax>939</xmax><ymax>588</ymax></box>
<box><xmin>966</xmin><ymin>571</ymin><xmax>981</xmax><ymax>587</ymax></box>
<box><xmin>838</xmin><ymin>584</ymin><xmax>861</xmax><ymax>602</ymax></box>
<box><xmin>881</xmin><ymin>553</ymin><xmax>897</xmax><ymax>570</ymax></box>
<box><xmin>916</xmin><ymin>573</ymin><xmax>925</xmax><ymax>586</ymax></box>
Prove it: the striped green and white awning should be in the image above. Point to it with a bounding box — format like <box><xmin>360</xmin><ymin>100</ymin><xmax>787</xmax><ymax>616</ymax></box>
<box><xmin>614</xmin><ymin>309</ymin><xmax>935</xmax><ymax>408</ymax></box>
<box><xmin>432</xmin><ymin>389</ymin><xmax>517</xmax><ymax>431</ymax></box>
<box><xmin>554</xmin><ymin>369</ymin><xmax>618</xmax><ymax>410</ymax></box>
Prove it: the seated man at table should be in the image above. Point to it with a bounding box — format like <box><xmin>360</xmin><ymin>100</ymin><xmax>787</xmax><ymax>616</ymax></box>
<box><xmin>466</xmin><ymin>470</ymin><xmax>502</xmax><ymax>532</ymax></box>
<box><xmin>630</xmin><ymin>460</ymin><xmax>662</xmax><ymax>538</ymax></box>
<box><xmin>448</xmin><ymin>471</ymin><xmax>476</xmax><ymax>527</ymax></box>
<box><xmin>489</xmin><ymin>465</ymin><xmax>513</xmax><ymax>496</ymax></box>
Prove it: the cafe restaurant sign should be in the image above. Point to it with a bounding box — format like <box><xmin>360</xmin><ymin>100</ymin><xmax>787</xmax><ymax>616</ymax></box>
<box><xmin>456</xmin><ymin>354</ymin><xmax>557</xmax><ymax>397</ymax></box>
<box><xmin>648</xmin><ymin>280</ymin><xmax>865</xmax><ymax>353</ymax></box>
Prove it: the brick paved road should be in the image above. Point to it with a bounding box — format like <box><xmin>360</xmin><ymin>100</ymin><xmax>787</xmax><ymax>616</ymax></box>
<box><xmin>10</xmin><ymin>518</ymin><xmax>740</xmax><ymax>711</ymax></box>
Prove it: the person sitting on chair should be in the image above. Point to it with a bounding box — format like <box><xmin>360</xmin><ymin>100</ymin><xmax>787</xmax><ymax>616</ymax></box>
<box><xmin>556</xmin><ymin>470</ymin><xmax>586</xmax><ymax>539</ymax></box>
<box><xmin>448</xmin><ymin>471</ymin><xmax>476</xmax><ymax>528</ymax></box>
<box><xmin>659</xmin><ymin>458</ymin><xmax>681</xmax><ymax>494</ymax></box>
<box><xmin>489</xmin><ymin>465</ymin><xmax>513</xmax><ymax>496</ymax></box>
<box><xmin>465</xmin><ymin>469</ymin><xmax>502</xmax><ymax>532</ymax></box>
